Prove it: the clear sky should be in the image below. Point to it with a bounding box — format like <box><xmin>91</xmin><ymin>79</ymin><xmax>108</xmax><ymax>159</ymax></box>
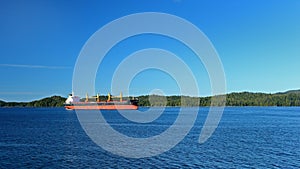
<box><xmin>0</xmin><ymin>0</ymin><xmax>299</xmax><ymax>101</ymax></box>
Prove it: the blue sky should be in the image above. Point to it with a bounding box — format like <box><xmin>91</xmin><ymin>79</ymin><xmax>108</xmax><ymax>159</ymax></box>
<box><xmin>0</xmin><ymin>0</ymin><xmax>299</xmax><ymax>101</ymax></box>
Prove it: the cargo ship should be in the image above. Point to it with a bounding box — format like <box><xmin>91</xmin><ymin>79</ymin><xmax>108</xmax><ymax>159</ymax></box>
<box><xmin>64</xmin><ymin>92</ymin><xmax>138</xmax><ymax>110</ymax></box>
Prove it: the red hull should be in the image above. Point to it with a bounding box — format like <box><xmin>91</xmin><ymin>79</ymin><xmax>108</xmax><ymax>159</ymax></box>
<box><xmin>65</xmin><ymin>104</ymin><xmax>138</xmax><ymax>110</ymax></box>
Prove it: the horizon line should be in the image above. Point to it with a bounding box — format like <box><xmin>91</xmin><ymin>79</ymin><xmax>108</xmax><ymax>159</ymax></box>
<box><xmin>1</xmin><ymin>88</ymin><xmax>299</xmax><ymax>103</ymax></box>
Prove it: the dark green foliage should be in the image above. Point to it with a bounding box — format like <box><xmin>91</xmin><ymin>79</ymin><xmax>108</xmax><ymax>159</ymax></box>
<box><xmin>225</xmin><ymin>91</ymin><xmax>300</xmax><ymax>106</ymax></box>
<box><xmin>137</xmin><ymin>95</ymin><xmax>205</xmax><ymax>107</ymax></box>
<box><xmin>0</xmin><ymin>100</ymin><xmax>5</xmax><ymax>107</ymax></box>
<box><xmin>1</xmin><ymin>90</ymin><xmax>300</xmax><ymax>107</ymax></box>
<box><xmin>137</xmin><ymin>90</ymin><xmax>300</xmax><ymax>107</ymax></box>
<box><xmin>0</xmin><ymin>96</ymin><xmax>66</xmax><ymax>107</ymax></box>
<box><xmin>28</xmin><ymin>96</ymin><xmax>66</xmax><ymax>107</ymax></box>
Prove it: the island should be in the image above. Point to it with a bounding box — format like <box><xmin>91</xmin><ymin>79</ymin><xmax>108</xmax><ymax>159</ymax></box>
<box><xmin>0</xmin><ymin>90</ymin><xmax>300</xmax><ymax>107</ymax></box>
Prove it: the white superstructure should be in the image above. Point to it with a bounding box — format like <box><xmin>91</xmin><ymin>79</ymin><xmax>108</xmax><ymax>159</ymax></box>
<box><xmin>65</xmin><ymin>93</ymin><xmax>80</xmax><ymax>104</ymax></box>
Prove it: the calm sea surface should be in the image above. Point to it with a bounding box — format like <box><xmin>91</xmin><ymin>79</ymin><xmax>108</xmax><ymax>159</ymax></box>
<box><xmin>0</xmin><ymin>107</ymin><xmax>299</xmax><ymax>168</ymax></box>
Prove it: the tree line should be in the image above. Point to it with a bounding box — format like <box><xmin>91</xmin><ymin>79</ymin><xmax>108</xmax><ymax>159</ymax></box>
<box><xmin>0</xmin><ymin>96</ymin><xmax>66</xmax><ymax>107</ymax></box>
<box><xmin>0</xmin><ymin>90</ymin><xmax>300</xmax><ymax>107</ymax></box>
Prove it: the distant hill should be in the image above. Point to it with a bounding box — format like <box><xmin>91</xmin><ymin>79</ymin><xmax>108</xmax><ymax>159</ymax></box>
<box><xmin>276</xmin><ymin>89</ymin><xmax>300</xmax><ymax>95</ymax></box>
<box><xmin>0</xmin><ymin>89</ymin><xmax>300</xmax><ymax>107</ymax></box>
<box><xmin>225</xmin><ymin>91</ymin><xmax>300</xmax><ymax>106</ymax></box>
<box><xmin>139</xmin><ymin>89</ymin><xmax>300</xmax><ymax>107</ymax></box>
<box><xmin>0</xmin><ymin>96</ymin><xmax>66</xmax><ymax>107</ymax></box>
<box><xmin>0</xmin><ymin>100</ymin><xmax>5</xmax><ymax>107</ymax></box>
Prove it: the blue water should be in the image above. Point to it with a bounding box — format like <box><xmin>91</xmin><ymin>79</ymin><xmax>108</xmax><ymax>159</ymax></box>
<box><xmin>0</xmin><ymin>107</ymin><xmax>299</xmax><ymax>168</ymax></box>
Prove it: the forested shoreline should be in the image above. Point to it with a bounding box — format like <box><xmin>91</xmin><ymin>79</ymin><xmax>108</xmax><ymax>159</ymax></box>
<box><xmin>1</xmin><ymin>90</ymin><xmax>300</xmax><ymax>107</ymax></box>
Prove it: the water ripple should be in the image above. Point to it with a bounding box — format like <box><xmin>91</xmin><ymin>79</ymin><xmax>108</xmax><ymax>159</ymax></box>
<box><xmin>0</xmin><ymin>107</ymin><xmax>299</xmax><ymax>168</ymax></box>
